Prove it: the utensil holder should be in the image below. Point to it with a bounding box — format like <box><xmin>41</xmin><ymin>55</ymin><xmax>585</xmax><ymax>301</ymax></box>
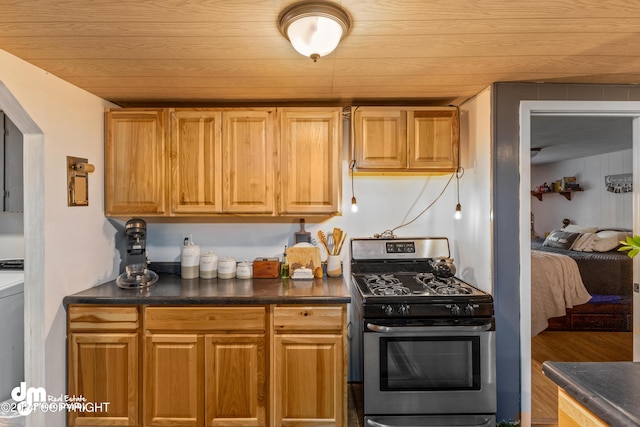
<box><xmin>326</xmin><ymin>255</ymin><xmax>342</xmax><ymax>277</ymax></box>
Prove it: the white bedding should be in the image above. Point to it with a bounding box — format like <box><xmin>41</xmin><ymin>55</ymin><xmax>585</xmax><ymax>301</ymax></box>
<box><xmin>531</xmin><ymin>250</ymin><xmax>592</xmax><ymax>337</ymax></box>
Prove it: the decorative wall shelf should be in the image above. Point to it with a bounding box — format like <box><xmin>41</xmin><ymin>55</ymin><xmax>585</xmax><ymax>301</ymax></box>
<box><xmin>531</xmin><ymin>189</ymin><xmax>583</xmax><ymax>201</ymax></box>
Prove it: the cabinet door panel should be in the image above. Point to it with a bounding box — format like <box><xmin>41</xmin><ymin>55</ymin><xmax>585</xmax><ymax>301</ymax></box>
<box><xmin>222</xmin><ymin>110</ymin><xmax>275</xmax><ymax>214</ymax></box>
<box><xmin>145</xmin><ymin>334</ymin><xmax>204</xmax><ymax>426</ymax></box>
<box><xmin>105</xmin><ymin>110</ymin><xmax>167</xmax><ymax>215</ymax></box>
<box><xmin>354</xmin><ymin>108</ymin><xmax>406</xmax><ymax>169</ymax></box>
<box><xmin>408</xmin><ymin>109</ymin><xmax>459</xmax><ymax>171</ymax></box>
<box><xmin>273</xmin><ymin>334</ymin><xmax>344</xmax><ymax>427</ymax></box>
<box><xmin>205</xmin><ymin>335</ymin><xmax>266</xmax><ymax>427</ymax></box>
<box><xmin>171</xmin><ymin>110</ymin><xmax>223</xmax><ymax>214</ymax></box>
<box><xmin>68</xmin><ymin>333</ymin><xmax>138</xmax><ymax>427</ymax></box>
<box><xmin>279</xmin><ymin>109</ymin><xmax>341</xmax><ymax>214</ymax></box>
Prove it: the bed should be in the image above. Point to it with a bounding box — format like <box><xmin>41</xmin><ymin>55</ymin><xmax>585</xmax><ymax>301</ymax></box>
<box><xmin>531</xmin><ymin>228</ymin><xmax>633</xmax><ymax>336</ymax></box>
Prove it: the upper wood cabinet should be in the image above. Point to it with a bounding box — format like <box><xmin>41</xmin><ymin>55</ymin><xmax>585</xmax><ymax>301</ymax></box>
<box><xmin>353</xmin><ymin>106</ymin><xmax>459</xmax><ymax>172</ymax></box>
<box><xmin>279</xmin><ymin>108</ymin><xmax>342</xmax><ymax>214</ymax></box>
<box><xmin>105</xmin><ymin>107</ymin><xmax>339</xmax><ymax>218</ymax></box>
<box><xmin>105</xmin><ymin>109</ymin><xmax>168</xmax><ymax>216</ymax></box>
<box><xmin>170</xmin><ymin>109</ymin><xmax>223</xmax><ymax>214</ymax></box>
<box><xmin>222</xmin><ymin>109</ymin><xmax>276</xmax><ymax>214</ymax></box>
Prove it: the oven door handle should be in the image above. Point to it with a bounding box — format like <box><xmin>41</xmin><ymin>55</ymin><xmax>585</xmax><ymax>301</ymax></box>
<box><xmin>366</xmin><ymin>322</ymin><xmax>493</xmax><ymax>333</ymax></box>
<box><xmin>366</xmin><ymin>418</ymin><xmax>494</xmax><ymax>427</ymax></box>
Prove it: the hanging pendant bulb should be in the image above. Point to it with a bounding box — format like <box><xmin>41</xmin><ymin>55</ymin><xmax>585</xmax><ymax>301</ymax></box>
<box><xmin>454</xmin><ymin>203</ymin><xmax>462</xmax><ymax>220</ymax></box>
<box><xmin>349</xmin><ymin>160</ymin><xmax>358</xmax><ymax>213</ymax></box>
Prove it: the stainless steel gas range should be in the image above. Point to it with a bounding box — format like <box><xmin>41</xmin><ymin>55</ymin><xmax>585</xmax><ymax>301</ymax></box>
<box><xmin>350</xmin><ymin>237</ymin><xmax>496</xmax><ymax>427</ymax></box>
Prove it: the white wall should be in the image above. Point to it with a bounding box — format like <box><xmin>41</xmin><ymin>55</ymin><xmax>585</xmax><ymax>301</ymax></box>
<box><xmin>143</xmin><ymin>139</ymin><xmax>462</xmax><ymax>279</ymax></box>
<box><xmin>456</xmin><ymin>87</ymin><xmax>493</xmax><ymax>294</ymax></box>
<box><xmin>0</xmin><ymin>48</ymin><xmax>119</xmax><ymax>425</ymax></box>
<box><xmin>531</xmin><ymin>148</ymin><xmax>633</xmax><ymax>236</ymax></box>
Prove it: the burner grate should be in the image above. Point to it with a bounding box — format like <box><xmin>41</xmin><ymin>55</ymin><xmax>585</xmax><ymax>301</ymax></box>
<box><xmin>364</xmin><ymin>274</ymin><xmax>411</xmax><ymax>296</ymax></box>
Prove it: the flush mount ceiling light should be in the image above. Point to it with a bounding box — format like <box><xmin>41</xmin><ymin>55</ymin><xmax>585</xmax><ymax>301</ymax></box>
<box><xmin>278</xmin><ymin>1</ymin><xmax>351</xmax><ymax>62</ymax></box>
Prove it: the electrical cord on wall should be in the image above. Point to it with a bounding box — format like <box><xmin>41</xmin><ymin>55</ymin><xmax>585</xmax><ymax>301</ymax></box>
<box><xmin>374</xmin><ymin>172</ymin><xmax>456</xmax><ymax>238</ymax></box>
<box><xmin>374</xmin><ymin>105</ymin><xmax>462</xmax><ymax>238</ymax></box>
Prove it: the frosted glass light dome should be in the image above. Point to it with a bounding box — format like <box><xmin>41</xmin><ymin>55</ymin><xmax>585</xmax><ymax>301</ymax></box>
<box><xmin>287</xmin><ymin>16</ymin><xmax>343</xmax><ymax>60</ymax></box>
<box><xmin>279</xmin><ymin>2</ymin><xmax>351</xmax><ymax>62</ymax></box>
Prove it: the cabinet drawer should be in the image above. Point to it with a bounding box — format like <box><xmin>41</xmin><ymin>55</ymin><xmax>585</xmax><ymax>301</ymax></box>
<box><xmin>68</xmin><ymin>305</ymin><xmax>139</xmax><ymax>331</ymax></box>
<box><xmin>145</xmin><ymin>306</ymin><xmax>266</xmax><ymax>331</ymax></box>
<box><xmin>273</xmin><ymin>305</ymin><xmax>344</xmax><ymax>331</ymax></box>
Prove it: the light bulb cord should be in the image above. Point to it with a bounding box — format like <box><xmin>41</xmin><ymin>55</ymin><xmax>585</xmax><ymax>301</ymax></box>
<box><xmin>349</xmin><ymin>159</ymin><xmax>357</xmax><ymax>203</ymax></box>
<box><xmin>455</xmin><ymin>166</ymin><xmax>464</xmax><ymax>204</ymax></box>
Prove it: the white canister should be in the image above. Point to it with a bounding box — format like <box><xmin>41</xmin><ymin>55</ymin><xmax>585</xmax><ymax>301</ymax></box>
<box><xmin>199</xmin><ymin>252</ymin><xmax>218</xmax><ymax>279</ymax></box>
<box><xmin>218</xmin><ymin>257</ymin><xmax>237</xmax><ymax>279</ymax></box>
<box><xmin>181</xmin><ymin>239</ymin><xmax>200</xmax><ymax>279</ymax></box>
<box><xmin>236</xmin><ymin>261</ymin><xmax>253</xmax><ymax>279</ymax></box>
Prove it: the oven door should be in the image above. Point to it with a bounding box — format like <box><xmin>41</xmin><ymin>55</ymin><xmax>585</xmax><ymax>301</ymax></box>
<box><xmin>363</xmin><ymin>319</ymin><xmax>496</xmax><ymax>416</ymax></box>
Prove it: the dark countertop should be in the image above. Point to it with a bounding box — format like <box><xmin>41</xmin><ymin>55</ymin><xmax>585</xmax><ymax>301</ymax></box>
<box><xmin>63</xmin><ymin>273</ymin><xmax>351</xmax><ymax>306</ymax></box>
<box><xmin>542</xmin><ymin>361</ymin><xmax>640</xmax><ymax>427</ymax></box>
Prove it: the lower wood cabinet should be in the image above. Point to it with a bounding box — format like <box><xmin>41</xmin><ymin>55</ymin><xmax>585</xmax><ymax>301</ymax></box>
<box><xmin>558</xmin><ymin>388</ymin><xmax>608</xmax><ymax>427</ymax></box>
<box><xmin>67</xmin><ymin>306</ymin><xmax>140</xmax><ymax>427</ymax></box>
<box><xmin>67</xmin><ymin>304</ymin><xmax>346</xmax><ymax>427</ymax></box>
<box><xmin>272</xmin><ymin>306</ymin><xmax>347</xmax><ymax>427</ymax></box>
<box><xmin>144</xmin><ymin>306</ymin><xmax>267</xmax><ymax>427</ymax></box>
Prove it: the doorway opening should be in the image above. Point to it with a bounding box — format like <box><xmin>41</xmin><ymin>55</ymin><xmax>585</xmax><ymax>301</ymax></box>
<box><xmin>519</xmin><ymin>100</ymin><xmax>640</xmax><ymax>426</ymax></box>
<box><xmin>0</xmin><ymin>81</ymin><xmax>45</xmax><ymax>427</ymax></box>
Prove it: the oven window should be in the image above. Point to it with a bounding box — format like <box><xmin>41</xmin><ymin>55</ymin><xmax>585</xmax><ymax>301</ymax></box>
<box><xmin>380</xmin><ymin>337</ymin><xmax>481</xmax><ymax>391</ymax></box>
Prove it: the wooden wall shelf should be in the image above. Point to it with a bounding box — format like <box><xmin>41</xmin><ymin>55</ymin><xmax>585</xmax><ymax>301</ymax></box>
<box><xmin>531</xmin><ymin>189</ymin><xmax>583</xmax><ymax>201</ymax></box>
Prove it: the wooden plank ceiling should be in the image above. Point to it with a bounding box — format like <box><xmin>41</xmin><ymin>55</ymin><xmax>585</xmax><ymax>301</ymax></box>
<box><xmin>1</xmin><ymin>0</ymin><xmax>640</xmax><ymax>107</ymax></box>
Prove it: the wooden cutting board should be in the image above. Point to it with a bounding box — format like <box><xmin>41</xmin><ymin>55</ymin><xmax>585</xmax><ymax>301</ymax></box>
<box><xmin>287</xmin><ymin>246</ymin><xmax>322</xmax><ymax>275</ymax></box>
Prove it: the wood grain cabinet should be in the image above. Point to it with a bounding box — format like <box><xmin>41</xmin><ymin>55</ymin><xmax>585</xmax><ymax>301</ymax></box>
<box><xmin>170</xmin><ymin>109</ymin><xmax>223</xmax><ymax>214</ymax></box>
<box><xmin>105</xmin><ymin>109</ymin><xmax>168</xmax><ymax>216</ymax></box>
<box><xmin>144</xmin><ymin>306</ymin><xmax>268</xmax><ymax>427</ymax></box>
<box><xmin>170</xmin><ymin>108</ymin><xmax>276</xmax><ymax>215</ymax></box>
<box><xmin>278</xmin><ymin>108</ymin><xmax>342</xmax><ymax>215</ymax></box>
<box><xmin>353</xmin><ymin>106</ymin><xmax>459</xmax><ymax>172</ymax></box>
<box><xmin>272</xmin><ymin>305</ymin><xmax>347</xmax><ymax>427</ymax></box>
<box><xmin>106</xmin><ymin>107</ymin><xmax>339</xmax><ymax>217</ymax></box>
<box><xmin>67</xmin><ymin>304</ymin><xmax>347</xmax><ymax>427</ymax></box>
<box><xmin>67</xmin><ymin>306</ymin><xmax>140</xmax><ymax>427</ymax></box>
<box><xmin>222</xmin><ymin>109</ymin><xmax>276</xmax><ymax>214</ymax></box>
<box><xmin>558</xmin><ymin>388</ymin><xmax>608</xmax><ymax>427</ymax></box>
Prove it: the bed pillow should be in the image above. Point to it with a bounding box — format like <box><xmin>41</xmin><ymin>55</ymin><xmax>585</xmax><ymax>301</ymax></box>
<box><xmin>563</xmin><ymin>224</ymin><xmax>598</xmax><ymax>233</ymax></box>
<box><xmin>591</xmin><ymin>230</ymin><xmax>628</xmax><ymax>252</ymax></box>
<box><xmin>571</xmin><ymin>232</ymin><xmax>598</xmax><ymax>252</ymax></box>
<box><xmin>543</xmin><ymin>230</ymin><xmax>580</xmax><ymax>249</ymax></box>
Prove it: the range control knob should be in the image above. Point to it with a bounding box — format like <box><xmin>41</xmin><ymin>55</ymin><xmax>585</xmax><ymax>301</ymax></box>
<box><xmin>382</xmin><ymin>305</ymin><xmax>394</xmax><ymax>316</ymax></box>
<box><xmin>446</xmin><ymin>304</ymin><xmax>461</xmax><ymax>316</ymax></box>
<box><xmin>465</xmin><ymin>304</ymin><xmax>479</xmax><ymax>316</ymax></box>
<box><xmin>398</xmin><ymin>304</ymin><xmax>410</xmax><ymax>316</ymax></box>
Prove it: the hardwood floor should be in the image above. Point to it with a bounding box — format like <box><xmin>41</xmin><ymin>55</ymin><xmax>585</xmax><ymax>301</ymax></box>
<box><xmin>348</xmin><ymin>382</ymin><xmax>364</xmax><ymax>427</ymax></box>
<box><xmin>531</xmin><ymin>331</ymin><xmax>633</xmax><ymax>426</ymax></box>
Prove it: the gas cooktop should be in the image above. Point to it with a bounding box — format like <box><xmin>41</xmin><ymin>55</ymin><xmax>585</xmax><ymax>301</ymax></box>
<box><xmin>358</xmin><ymin>272</ymin><xmax>486</xmax><ymax>297</ymax></box>
<box><xmin>350</xmin><ymin>237</ymin><xmax>493</xmax><ymax>318</ymax></box>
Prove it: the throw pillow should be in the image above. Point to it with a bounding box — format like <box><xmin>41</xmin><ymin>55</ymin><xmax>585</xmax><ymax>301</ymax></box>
<box><xmin>543</xmin><ymin>230</ymin><xmax>580</xmax><ymax>250</ymax></box>
<box><xmin>563</xmin><ymin>224</ymin><xmax>598</xmax><ymax>233</ymax></box>
<box><xmin>571</xmin><ymin>232</ymin><xmax>597</xmax><ymax>252</ymax></box>
<box><xmin>591</xmin><ymin>230</ymin><xmax>627</xmax><ymax>252</ymax></box>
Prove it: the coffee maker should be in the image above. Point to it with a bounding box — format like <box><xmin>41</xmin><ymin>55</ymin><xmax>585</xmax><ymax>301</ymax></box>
<box><xmin>116</xmin><ymin>218</ymin><xmax>158</xmax><ymax>288</ymax></box>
